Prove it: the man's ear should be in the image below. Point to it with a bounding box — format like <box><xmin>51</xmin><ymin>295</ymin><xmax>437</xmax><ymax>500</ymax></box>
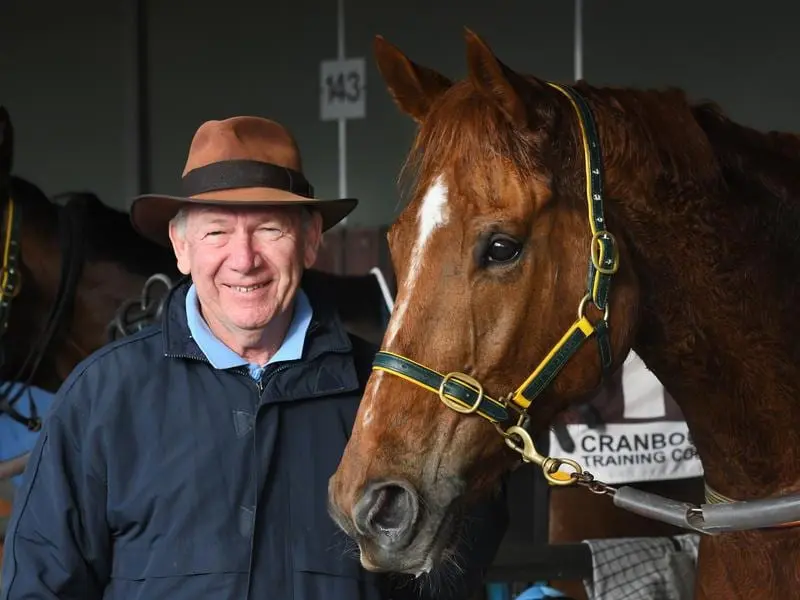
<box><xmin>168</xmin><ymin>219</ymin><xmax>192</xmax><ymax>275</ymax></box>
<box><xmin>303</xmin><ymin>210</ymin><xmax>324</xmax><ymax>269</ymax></box>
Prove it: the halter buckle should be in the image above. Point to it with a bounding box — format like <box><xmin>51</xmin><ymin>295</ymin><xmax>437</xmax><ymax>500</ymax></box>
<box><xmin>590</xmin><ymin>230</ymin><xmax>619</xmax><ymax>275</ymax></box>
<box><xmin>437</xmin><ymin>371</ymin><xmax>484</xmax><ymax>414</ymax></box>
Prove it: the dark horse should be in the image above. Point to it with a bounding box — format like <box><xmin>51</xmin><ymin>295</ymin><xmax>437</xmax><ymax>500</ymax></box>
<box><xmin>0</xmin><ymin>179</ymin><xmax>179</xmax><ymax>391</ymax></box>
<box><xmin>328</xmin><ymin>30</ymin><xmax>800</xmax><ymax>599</ymax></box>
<box><xmin>0</xmin><ymin>107</ymin><xmax>181</xmax><ymax>481</ymax></box>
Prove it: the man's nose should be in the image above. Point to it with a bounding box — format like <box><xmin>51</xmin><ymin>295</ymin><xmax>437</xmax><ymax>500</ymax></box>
<box><xmin>228</xmin><ymin>234</ymin><xmax>260</xmax><ymax>271</ymax></box>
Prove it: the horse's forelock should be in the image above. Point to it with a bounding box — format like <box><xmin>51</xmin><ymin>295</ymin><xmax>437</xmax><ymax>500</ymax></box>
<box><xmin>399</xmin><ymin>81</ymin><xmax>544</xmax><ymax>211</ymax></box>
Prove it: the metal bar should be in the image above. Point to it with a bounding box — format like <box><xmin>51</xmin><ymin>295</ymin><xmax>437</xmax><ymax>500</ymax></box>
<box><xmin>612</xmin><ymin>486</ymin><xmax>706</xmax><ymax>533</ymax></box>
<box><xmin>337</xmin><ymin>0</ymin><xmax>348</xmax><ymax>226</ymax></box>
<box><xmin>574</xmin><ymin>0</ymin><xmax>583</xmax><ymax>81</ymax></box>
<box><xmin>612</xmin><ymin>484</ymin><xmax>800</xmax><ymax>534</ymax></box>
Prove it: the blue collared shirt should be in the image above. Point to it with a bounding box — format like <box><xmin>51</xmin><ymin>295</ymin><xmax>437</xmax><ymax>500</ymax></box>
<box><xmin>185</xmin><ymin>283</ymin><xmax>313</xmax><ymax>381</ymax></box>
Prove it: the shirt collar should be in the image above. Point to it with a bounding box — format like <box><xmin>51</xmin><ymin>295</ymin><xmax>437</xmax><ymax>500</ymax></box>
<box><xmin>185</xmin><ymin>283</ymin><xmax>313</xmax><ymax>379</ymax></box>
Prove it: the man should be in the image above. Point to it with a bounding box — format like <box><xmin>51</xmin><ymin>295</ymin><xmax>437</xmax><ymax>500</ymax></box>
<box><xmin>0</xmin><ymin>116</ymin><xmax>508</xmax><ymax>599</ymax></box>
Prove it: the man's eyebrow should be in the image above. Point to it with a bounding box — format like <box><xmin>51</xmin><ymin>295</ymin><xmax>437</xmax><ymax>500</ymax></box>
<box><xmin>256</xmin><ymin>216</ymin><xmax>293</xmax><ymax>226</ymax></box>
<box><xmin>195</xmin><ymin>212</ymin><xmax>293</xmax><ymax>227</ymax></box>
<box><xmin>198</xmin><ymin>215</ymin><xmax>231</xmax><ymax>225</ymax></box>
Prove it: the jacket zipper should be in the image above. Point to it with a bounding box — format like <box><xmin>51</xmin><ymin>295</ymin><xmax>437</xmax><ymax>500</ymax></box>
<box><xmin>165</xmin><ymin>351</ymin><xmax>281</xmax><ymax>596</ymax></box>
<box><xmin>164</xmin><ymin>330</ymin><xmax>353</xmax><ymax>594</ymax></box>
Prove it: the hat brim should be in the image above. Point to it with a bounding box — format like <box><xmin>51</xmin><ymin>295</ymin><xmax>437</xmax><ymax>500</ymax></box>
<box><xmin>129</xmin><ymin>187</ymin><xmax>358</xmax><ymax>247</ymax></box>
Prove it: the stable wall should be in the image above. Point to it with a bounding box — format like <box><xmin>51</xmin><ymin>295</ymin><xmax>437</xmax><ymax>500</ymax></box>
<box><xmin>2</xmin><ymin>0</ymin><xmax>799</xmax><ymax>225</ymax></box>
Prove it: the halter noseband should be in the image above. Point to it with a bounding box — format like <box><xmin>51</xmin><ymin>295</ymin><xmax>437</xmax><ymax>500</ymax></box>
<box><xmin>371</xmin><ymin>82</ymin><xmax>620</xmax><ymax>486</ymax></box>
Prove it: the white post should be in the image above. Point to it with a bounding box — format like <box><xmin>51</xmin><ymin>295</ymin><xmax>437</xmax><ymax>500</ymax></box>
<box><xmin>320</xmin><ymin>0</ymin><xmax>363</xmax><ymax>223</ymax></box>
<box><xmin>337</xmin><ymin>0</ymin><xmax>348</xmax><ymax>224</ymax></box>
<box><xmin>574</xmin><ymin>0</ymin><xmax>583</xmax><ymax>82</ymax></box>
<box><xmin>370</xmin><ymin>267</ymin><xmax>395</xmax><ymax>313</ymax></box>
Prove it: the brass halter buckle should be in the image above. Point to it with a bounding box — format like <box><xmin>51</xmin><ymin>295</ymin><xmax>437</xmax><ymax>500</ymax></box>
<box><xmin>437</xmin><ymin>371</ymin><xmax>484</xmax><ymax>414</ymax></box>
<box><xmin>589</xmin><ymin>230</ymin><xmax>620</xmax><ymax>275</ymax></box>
<box><xmin>493</xmin><ymin>412</ymin><xmax>584</xmax><ymax>486</ymax></box>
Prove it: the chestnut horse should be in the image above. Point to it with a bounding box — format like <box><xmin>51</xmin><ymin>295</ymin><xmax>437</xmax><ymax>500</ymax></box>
<box><xmin>328</xmin><ymin>30</ymin><xmax>800</xmax><ymax>599</ymax></box>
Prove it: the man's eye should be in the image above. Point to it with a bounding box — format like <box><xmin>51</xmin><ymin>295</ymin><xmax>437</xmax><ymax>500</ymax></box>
<box><xmin>260</xmin><ymin>227</ymin><xmax>284</xmax><ymax>240</ymax></box>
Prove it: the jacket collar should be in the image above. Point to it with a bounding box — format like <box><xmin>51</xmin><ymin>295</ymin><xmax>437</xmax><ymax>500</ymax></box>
<box><xmin>184</xmin><ymin>282</ymin><xmax>313</xmax><ymax>373</ymax></box>
<box><xmin>160</xmin><ymin>276</ymin><xmax>359</xmax><ymax>399</ymax></box>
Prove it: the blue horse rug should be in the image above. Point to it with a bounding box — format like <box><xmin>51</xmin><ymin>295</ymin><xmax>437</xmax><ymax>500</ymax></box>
<box><xmin>0</xmin><ymin>381</ymin><xmax>55</xmax><ymax>487</ymax></box>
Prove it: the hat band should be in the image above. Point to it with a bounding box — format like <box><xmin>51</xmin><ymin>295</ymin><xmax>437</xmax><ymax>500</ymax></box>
<box><xmin>181</xmin><ymin>159</ymin><xmax>315</xmax><ymax>198</ymax></box>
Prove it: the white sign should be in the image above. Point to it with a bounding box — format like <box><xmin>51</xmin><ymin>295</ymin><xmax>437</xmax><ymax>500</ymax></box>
<box><xmin>320</xmin><ymin>58</ymin><xmax>366</xmax><ymax>121</ymax></box>
<box><xmin>549</xmin><ymin>351</ymin><xmax>703</xmax><ymax>484</ymax></box>
<box><xmin>550</xmin><ymin>421</ymin><xmax>702</xmax><ymax>484</ymax></box>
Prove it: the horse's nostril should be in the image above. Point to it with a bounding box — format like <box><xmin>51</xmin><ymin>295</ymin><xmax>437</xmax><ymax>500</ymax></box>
<box><xmin>353</xmin><ymin>481</ymin><xmax>419</xmax><ymax>548</ymax></box>
<box><xmin>370</xmin><ymin>485</ymin><xmax>412</xmax><ymax>532</ymax></box>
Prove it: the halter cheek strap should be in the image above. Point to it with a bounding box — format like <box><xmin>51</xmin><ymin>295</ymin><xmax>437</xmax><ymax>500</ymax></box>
<box><xmin>0</xmin><ymin>195</ymin><xmax>21</xmax><ymax>334</ymax></box>
<box><xmin>372</xmin><ymin>351</ymin><xmax>508</xmax><ymax>422</ymax></box>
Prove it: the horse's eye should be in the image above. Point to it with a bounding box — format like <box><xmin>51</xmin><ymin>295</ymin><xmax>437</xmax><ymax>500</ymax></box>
<box><xmin>485</xmin><ymin>235</ymin><xmax>522</xmax><ymax>264</ymax></box>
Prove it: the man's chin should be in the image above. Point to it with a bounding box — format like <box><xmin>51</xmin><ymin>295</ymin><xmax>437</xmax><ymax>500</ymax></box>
<box><xmin>221</xmin><ymin>303</ymin><xmax>279</xmax><ymax>329</ymax></box>
<box><xmin>229</xmin><ymin>316</ymin><xmax>278</xmax><ymax>333</ymax></box>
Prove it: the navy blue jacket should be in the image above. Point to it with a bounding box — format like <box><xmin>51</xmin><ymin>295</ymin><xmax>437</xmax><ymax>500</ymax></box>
<box><xmin>1</xmin><ymin>278</ymin><xmax>508</xmax><ymax>599</ymax></box>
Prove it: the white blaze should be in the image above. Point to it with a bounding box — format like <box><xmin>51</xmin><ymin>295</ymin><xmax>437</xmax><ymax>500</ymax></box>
<box><xmin>384</xmin><ymin>176</ymin><xmax>450</xmax><ymax>346</ymax></box>
<box><xmin>360</xmin><ymin>176</ymin><xmax>450</xmax><ymax>425</ymax></box>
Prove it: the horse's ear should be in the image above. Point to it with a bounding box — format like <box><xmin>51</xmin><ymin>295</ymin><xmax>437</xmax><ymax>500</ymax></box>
<box><xmin>464</xmin><ymin>28</ymin><xmax>539</xmax><ymax>129</ymax></box>
<box><xmin>0</xmin><ymin>106</ymin><xmax>12</xmax><ymax>176</ymax></box>
<box><xmin>373</xmin><ymin>35</ymin><xmax>452</xmax><ymax>123</ymax></box>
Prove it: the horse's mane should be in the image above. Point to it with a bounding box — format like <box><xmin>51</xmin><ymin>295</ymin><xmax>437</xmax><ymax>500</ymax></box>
<box><xmin>560</xmin><ymin>82</ymin><xmax>800</xmax><ymax>268</ymax></box>
<box><xmin>690</xmin><ymin>100</ymin><xmax>800</xmax><ymax>195</ymax></box>
<box><xmin>9</xmin><ymin>175</ymin><xmax>60</xmax><ymax>242</ymax></box>
<box><xmin>689</xmin><ymin>101</ymin><xmax>800</xmax><ymax>261</ymax></box>
<box><xmin>9</xmin><ymin>175</ymin><xmax>56</xmax><ymax>214</ymax></box>
<box><xmin>571</xmin><ymin>84</ymin><xmax>722</xmax><ymax>193</ymax></box>
<box><xmin>11</xmin><ymin>176</ymin><xmax>176</xmax><ymax>278</ymax></box>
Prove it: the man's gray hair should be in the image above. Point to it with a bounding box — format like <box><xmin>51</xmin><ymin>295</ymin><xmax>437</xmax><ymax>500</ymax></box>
<box><xmin>170</xmin><ymin>206</ymin><xmax>190</xmax><ymax>238</ymax></box>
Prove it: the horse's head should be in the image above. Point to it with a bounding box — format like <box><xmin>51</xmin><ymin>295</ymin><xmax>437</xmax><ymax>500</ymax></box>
<box><xmin>328</xmin><ymin>31</ymin><xmax>642</xmax><ymax>575</ymax></box>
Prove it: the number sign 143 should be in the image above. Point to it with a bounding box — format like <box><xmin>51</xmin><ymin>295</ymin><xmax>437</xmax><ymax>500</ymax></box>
<box><xmin>320</xmin><ymin>58</ymin><xmax>366</xmax><ymax>121</ymax></box>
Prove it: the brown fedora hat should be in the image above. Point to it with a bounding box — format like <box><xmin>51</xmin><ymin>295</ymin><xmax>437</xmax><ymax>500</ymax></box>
<box><xmin>130</xmin><ymin>116</ymin><xmax>358</xmax><ymax>247</ymax></box>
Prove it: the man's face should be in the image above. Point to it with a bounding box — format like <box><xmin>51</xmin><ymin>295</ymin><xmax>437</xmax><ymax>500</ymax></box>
<box><xmin>169</xmin><ymin>204</ymin><xmax>322</xmax><ymax>337</ymax></box>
